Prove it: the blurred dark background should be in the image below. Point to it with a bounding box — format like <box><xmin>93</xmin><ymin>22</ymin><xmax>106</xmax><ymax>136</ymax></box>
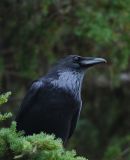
<box><xmin>1</xmin><ymin>0</ymin><xmax>130</xmax><ymax>160</ymax></box>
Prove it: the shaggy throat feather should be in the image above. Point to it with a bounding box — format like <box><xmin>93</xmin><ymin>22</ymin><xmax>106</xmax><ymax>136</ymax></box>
<box><xmin>51</xmin><ymin>71</ymin><xmax>84</xmax><ymax>99</ymax></box>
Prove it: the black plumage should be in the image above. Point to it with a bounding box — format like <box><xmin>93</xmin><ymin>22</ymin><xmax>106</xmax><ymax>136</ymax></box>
<box><xmin>16</xmin><ymin>55</ymin><xmax>106</xmax><ymax>144</ymax></box>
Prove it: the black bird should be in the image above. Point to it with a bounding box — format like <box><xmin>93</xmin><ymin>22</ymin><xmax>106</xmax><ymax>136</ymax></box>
<box><xmin>16</xmin><ymin>55</ymin><xmax>106</xmax><ymax>144</ymax></box>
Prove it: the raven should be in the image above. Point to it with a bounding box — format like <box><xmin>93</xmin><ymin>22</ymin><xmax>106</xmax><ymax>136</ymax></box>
<box><xmin>16</xmin><ymin>55</ymin><xmax>106</xmax><ymax>144</ymax></box>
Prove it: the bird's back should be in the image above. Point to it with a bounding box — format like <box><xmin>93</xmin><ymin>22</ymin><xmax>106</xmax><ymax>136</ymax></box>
<box><xmin>16</xmin><ymin>80</ymin><xmax>81</xmax><ymax>143</ymax></box>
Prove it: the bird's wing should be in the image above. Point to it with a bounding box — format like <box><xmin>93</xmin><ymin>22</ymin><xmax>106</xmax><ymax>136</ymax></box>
<box><xmin>15</xmin><ymin>80</ymin><xmax>43</xmax><ymax>122</ymax></box>
<box><xmin>68</xmin><ymin>108</ymin><xmax>80</xmax><ymax>139</ymax></box>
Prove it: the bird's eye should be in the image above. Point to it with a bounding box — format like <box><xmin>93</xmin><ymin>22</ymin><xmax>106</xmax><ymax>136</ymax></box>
<box><xmin>73</xmin><ymin>56</ymin><xmax>80</xmax><ymax>63</ymax></box>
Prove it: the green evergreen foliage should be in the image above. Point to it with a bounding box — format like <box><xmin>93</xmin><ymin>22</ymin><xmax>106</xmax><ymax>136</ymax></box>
<box><xmin>0</xmin><ymin>93</ymin><xmax>87</xmax><ymax>160</ymax></box>
<box><xmin>0</xmin><ymin>123</ymin><xmax>86</xmax><ymax>160</ymax></box>
<box><xmin>0</xmin><ymin>92</ymin><xmax>11</xmax><ymax>105</ymax></box>
<box><xmin>0</xmin><ymin>92</ymin><xmax>12</xmax><ymax>121</ymax></box>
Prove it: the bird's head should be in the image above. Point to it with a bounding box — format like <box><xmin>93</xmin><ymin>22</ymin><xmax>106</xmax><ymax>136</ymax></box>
<box><xmin>47</xmin><ymin>55</ymin><xmax>107</xmax><ymax>97</ymax></box>
<box><xmin>56</xmin><ymin>55</ymin><xmax>107</xmax><ymax>73</ymax></box>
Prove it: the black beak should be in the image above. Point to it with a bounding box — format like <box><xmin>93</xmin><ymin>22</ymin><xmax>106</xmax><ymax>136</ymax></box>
<box><xmin>80</xmin><ymin>57</ymin><xmax>107</xmax><ymax>67</ymax></box>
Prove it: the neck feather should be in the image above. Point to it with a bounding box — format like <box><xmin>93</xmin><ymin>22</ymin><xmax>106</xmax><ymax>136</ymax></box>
<box><xmin>50</xmin><ymin>70</ymin><xmax>84</xmax><ymax>99</ymax></box>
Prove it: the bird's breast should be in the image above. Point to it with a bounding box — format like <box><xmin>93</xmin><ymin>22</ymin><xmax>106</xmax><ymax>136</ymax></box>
<box><xmin>39</xmin><ymin>83</ymin><xmax>82</xmax><ymax>111</ymax></box>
